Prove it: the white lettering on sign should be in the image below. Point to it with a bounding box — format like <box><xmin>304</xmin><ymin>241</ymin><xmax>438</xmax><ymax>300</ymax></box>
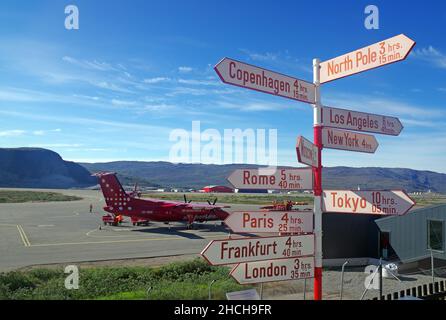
<box><xmin>322</xmin><ymin>190</ymin><xmax>415</xmax><ymax>216</ymax></box>
<box><xmin>322</xmin><ymin>106</ymin><xmax>403</xmax><ymax>136</ymax></box>
<box><xmin>296</xmin><ymin>136</ymin><xmax>319</xmax><ymax>167</ymax></box>
<box><xmin>215</xmin><ymin>58</ymin><xmax>315</xmax><ymax>104</ymax></box>
<box><xmin>230</xmin><ymin>257</ymin><xmax>314</xmax><ymax>285</ymax></box>
<box><xmin>225</xmin><ymin>211</ymin><xmax>313</xmax><ymax>234</ymax></box>
<box><xmin>227</xmin><ymin>168</ymin><xmax>313</xmax><ymax>190</ymax></box>
<box><xmin>322</xmin><ymin>128</ymin><xmax>378</xmax><ymax>153</ymax></box>
<box><xmin>320</xmin><ymin>34</ymin><xmax>415</xmax><ymax>83</ymax></box>
<box><xmin>200</xmin><ymin>234</ymin><xmax>314</xmax><ymax>266</ymax></box>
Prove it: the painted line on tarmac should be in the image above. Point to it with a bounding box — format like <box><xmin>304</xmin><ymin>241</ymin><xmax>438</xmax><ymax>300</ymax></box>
<box><xmin>28</xmin><ymin>234</ymin><xmax>224</xmax><ymax>248</ymax></box>
<box><xmin>85</xmin><ymin>227</ymin><xmax>134</xmax><ymax>238</ymax></box>
<box><xmin>17</xmin><ymin>225</ymin><xmax>31</xmax><ymax>247</ymax></box>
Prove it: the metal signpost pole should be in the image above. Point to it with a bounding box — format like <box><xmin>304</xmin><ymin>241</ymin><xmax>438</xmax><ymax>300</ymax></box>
<box><xmin>313</xmin><ymin>58</ymin><xmax>323</xmax><ymax>301</ymax></box>
<box><xmin>379</xmin><ymin>259</ymin><xmax>383</xmax><ymax>300</ymax></box>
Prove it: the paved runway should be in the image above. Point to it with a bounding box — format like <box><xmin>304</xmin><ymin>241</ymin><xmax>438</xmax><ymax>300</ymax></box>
<box><xmin>0</xmin><ymin>189</ymin><xmax>265</xmax><ymax>271</ymax></box>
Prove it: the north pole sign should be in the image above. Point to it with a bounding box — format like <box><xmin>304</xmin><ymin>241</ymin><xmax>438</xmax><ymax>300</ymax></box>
<box><xmin>200</xmin><ymin>235</ymin><xmax>314</xmax><ymax>266</ymax></box>
<box><xmin>225</xmin><ymin>211</ymin><xmax>314</xmax><ymax>234</ymax></box>
<box><xmin>320</xmin><ymin>34</ymin><xmax>416</xmax><ymax>83</ymax></box>
<box><xmin>230</xmin><ymin>256</ymin><xmax>315</xmax><ymax>285</ymax></box>
<box><xmin>296</xmin><ymin>136</ymin><xmax>319</xmax><ymax>167</ymax></box>
<box><xmin>227</xmin><ymin>168</ymin><xmax>313</xmax><ymax>190</ymax></box>
<box><xmin>322</xmin><ymin>106</ymin><xmax>403</xmax><ymax>136</ymax></box>
<box><xmin>215</xmin><ymin>57</ymin><xmax>315</xmax><ymax>104</ymax></box>
<box><xmin>322</xmin><ymin>127</ymin><xmax>378</xmax><ymax>153</ymax></box>
<box><xmin>322</xmin><ymin>190</ymin><xmax>416</xmax><ymax>216</ymax></box>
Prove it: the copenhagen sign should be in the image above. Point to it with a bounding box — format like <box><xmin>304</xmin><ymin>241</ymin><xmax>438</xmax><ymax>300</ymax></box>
<box><xmin>322</xmin><ymin>190</ymin><xmax>416</xmax><ymax>216</ymax></box>
<box><xmin>230</xmin><ymin>256</ymin><xmax>315</xmax><ymax>285</ymax></box>
<box><xmin>224</xmin><ymin>211</ymin><xmax>314</xmax><ymax>234</ymax></box>
<box><xmin>200</xmin><ymin>235</ymin><xmax>314</xmax><ymax>266</ymax></box>
<box><xmin>320</xmin><ymin>34</ymin><xmax>416</xmax><ymax>83</ymax></box>
<box><xmin>227</xmin><ymin>168</ymin><xmax>313</xmax><ymax>190</ymax></box>
<box><xmin>214</xmin><ymin>57</ymin><xmax>316</xmax><ymax>104</ymax></box>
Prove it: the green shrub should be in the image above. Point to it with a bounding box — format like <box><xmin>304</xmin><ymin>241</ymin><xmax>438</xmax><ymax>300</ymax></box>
<box><xmin>0</xmin><ymin>259</ymin><xmax>246</xmax><ymax>300</ymax></box>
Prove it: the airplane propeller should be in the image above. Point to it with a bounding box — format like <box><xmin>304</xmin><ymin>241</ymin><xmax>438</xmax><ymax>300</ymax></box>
<box><xmin>207</xmin><ymin>198</ymin><xmax>218</xmax><ymax>206</ymax></box>
<box><xmin>183</xmin><ymin>194</ymin><xmax>192</xmax><ymax>203</ymax></box>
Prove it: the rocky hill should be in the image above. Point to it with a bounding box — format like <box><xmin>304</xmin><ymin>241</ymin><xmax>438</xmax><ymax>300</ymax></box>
<box><xmin>0</xmin><ymin>148</ymin><xmax>96</xmax><ymax>189</ymax></box>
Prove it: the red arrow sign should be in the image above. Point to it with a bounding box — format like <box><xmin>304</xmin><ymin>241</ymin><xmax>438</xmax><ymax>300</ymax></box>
<box><xmin>322</xmin><ymin>128</ymin><xmax>378</xmax><ymax>153</ymax></box>
<box><xmin>200</xmin><ymin>235</ymin><xmax>314</xmax><ymax>266</ymax></box>
<box><xmin>322</xmin><ymin>190</ymin><xmax>416</xmax><ymax>216</ymax></box>
<box><xmin>215</xmin><ymin>57</ymin><xmax>315</xmax><ymax>104</ymax></box>
<box><xmin>230</xmin><ymin>257</ymin><xmax>314</xmax><ymax>285</ymax></box>
<box><xmin>320</xmin><ymin>34</ymin><xmax>415</xmax><ymax>84</ymax></box>
<box><xmin>227</xmin><ymin>168</ymin><xmax>313</xmax><ymax>190</ymax></box>
<box><xmin>322</xmin><ymin>106</ymin><xmax>403</xmax><ymax>136</ymax></box>
<box><xmin>225</xmin><ymin>211</ymin><xmax>313</xmax><ymax>234</ymax></box>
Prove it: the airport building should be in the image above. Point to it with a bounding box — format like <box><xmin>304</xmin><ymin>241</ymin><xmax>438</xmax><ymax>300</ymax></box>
<box><xmin>323</xmin><ymin>204</ymin><xmax>446</xmax><ymax>269</ymax></box>
<box><xmin>201</xmin><ymin>185</ymin><xmax>234</xmax><ymax>193</ymax></box>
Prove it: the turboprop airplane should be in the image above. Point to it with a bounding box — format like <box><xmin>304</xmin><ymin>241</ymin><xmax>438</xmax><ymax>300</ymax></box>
<box><xmin>94</xmin><ymin>172</ymin><xmax>230</xmax><ymax>228</ymax></box>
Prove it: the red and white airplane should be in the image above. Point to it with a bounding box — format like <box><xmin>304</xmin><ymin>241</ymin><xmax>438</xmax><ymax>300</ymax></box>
<box><xmin>94</xmin><ymin>172</ymin><xmax>230</xmax><ymax>228</ymax></box>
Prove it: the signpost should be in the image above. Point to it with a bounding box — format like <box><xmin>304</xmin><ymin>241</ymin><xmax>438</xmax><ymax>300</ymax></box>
<box><xmin>227</xmin><ymin>168</ymin><xmax>313</xmax><ymax>190</ymax></box>
<box><xmin>322</xmin><ymin>106</ymin><xmax>403</xmax><ymax>136</ymax></box>
<box><xmin>214</xmin><ymin>57</ymin><xmax>316</xmax><ymax>104</ymax></box>
<box><xmin>320</xmin><ymin>34</ymin><xmax>416</xmax><ymax>84</ymax></box>
<box><xmin>211</xmin><ymin>33</ymin><xmax>415</xmax><ymax>300</ymax></box>
<box><xmin>224</xmin><ymin>211</ymin><xmax>314</xmax><ymax>234</ymax></box>
<box><xmin>230</xmin><ymin>257</ymin><xmax>315</xmax><ymax>285</ymax></box>
<box><xmin>322</xmin><ymin>190</ymin><xmax>416</xmax><ymax>216</ymax></box>
<box><xmin>296</xmin><ymin>136</ymin><xmax>319</xmax><ymax>167</ymax></box>
<box><xmin>201</xmin><ymin>234</ymin><xmax>314</xmax><ymax>266</ymax></box>
<box><xmin>322</xmin><ymin>127</ymin><xmax>378</xmax><ymax>153</ymax></box>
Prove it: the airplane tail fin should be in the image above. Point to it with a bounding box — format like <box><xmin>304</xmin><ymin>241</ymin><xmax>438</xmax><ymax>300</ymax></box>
<box><xmin>93</xmin><ymin>172</ymin><xmax>129</xmax><ymax>207</ymax></box>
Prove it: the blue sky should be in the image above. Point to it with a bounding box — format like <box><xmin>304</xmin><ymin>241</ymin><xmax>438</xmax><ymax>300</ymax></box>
<box><xmin>0</xmin><ymin>0</ymin><xmax>445</xmax><ymax>172</ymax></box>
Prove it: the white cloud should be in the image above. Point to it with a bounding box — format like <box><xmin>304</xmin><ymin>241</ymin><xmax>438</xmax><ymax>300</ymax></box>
<box><xmin>324</xmin><ymin>92</ymin><xmax>445</xmax><ymax>119</ymax></box>
<box><xmin>91</xmin><ymin>81</ymin><xmax>134</xmax><ymax>93</ymax></box>
<box><xmin>28</xmin><ymin>143</ymin><xmax>83</xmax><ymax>148</ymax></box>
<box><xmin>411</xmin><ymin>46</ymin><xmax>446</xmax><ymax>69</ymax></box>
<box><xmin>32</xmin><ymin>128</ymin><xmax>63</xmax><ymax>136</ymax></box>
<box><xmin>178</xmin><ymin>66</ymin><xmax>193</xmax><ymax>73</ymax></box>
<box><xmin>240</xmin><ymin>49</ymin><xmax>278</xmax><ymax>62</ymax></box>
<box><xmin>0</xmin><ymin>130</ymin><xmax>26</xmax><ymax>137</ymax></box>
<box><xmin>216</xmin><ymin>100</ymin><xmax>292</xmax><ymax>112</ymax></box>
<box><xmin>143</xmin><ymin>77</ymin><xmax>171</xmax><ymax>84</ymax></box>
<box><xmin>178</xmin><ymin>79</ymin><xmax>220</xmax><ymax>86</ymax></box>
<box><xmin>111</xmin><ymin>99</ymin><xmax>138</xmax><ymax>107</ymax></box>
<box><xmin>62</xmin><ymin>56</ymin><xmax>118</xmax><ymax>72</ymax></box>
<box><xmin>143</xmin><ymin>104</ymin><xmax>177</xmax><ymax>112</ymax></box>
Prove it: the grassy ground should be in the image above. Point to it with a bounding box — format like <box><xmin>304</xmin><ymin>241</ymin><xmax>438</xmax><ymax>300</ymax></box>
<box><xmin>0</xmin><ymin>259</ymin><xmax>249</xmax><ymax>300</ymax></box>
<box><xmin>411</xmin><ymin>194</ymin><xmax>446</xmax><ymax>208</ymax></box>
<box><xmin>142</xmin><ymin>192</ymin><xmax>313</xmax><ymax>205</ymax></box>
<box><xmin>0</xmin><ymin>190</ymin><xmax>82</xmax><ymax>203</ymax></box>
